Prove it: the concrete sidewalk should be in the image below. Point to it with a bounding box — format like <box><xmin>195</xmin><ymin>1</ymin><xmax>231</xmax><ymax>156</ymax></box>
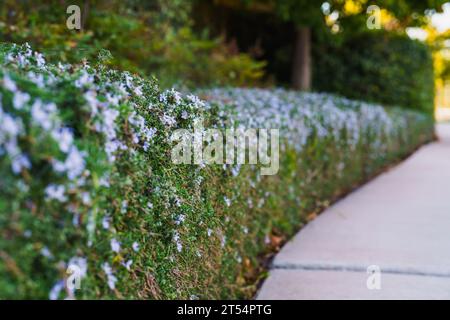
<box><xmin>258</xmin><ymin>124</ymin><xmax>450</xmax><ymax>300</ymax></box>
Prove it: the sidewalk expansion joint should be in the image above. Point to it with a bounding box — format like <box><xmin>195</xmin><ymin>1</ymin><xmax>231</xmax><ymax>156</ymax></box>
<box><xmin>272</xmin><ymin>262</ymin><xmax>450</xmax><ymax>279</ymax></box>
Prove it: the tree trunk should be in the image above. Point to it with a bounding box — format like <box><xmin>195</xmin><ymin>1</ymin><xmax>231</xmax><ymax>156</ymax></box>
<box><xmin>82</xmin><ymin>0</ymin><xmax>90</xmax><ymax>30</ymax></box>
<box><xmin>292</xmin><ymin>27</ymin><xmax>311</xmax><ymax>91</ymax></box>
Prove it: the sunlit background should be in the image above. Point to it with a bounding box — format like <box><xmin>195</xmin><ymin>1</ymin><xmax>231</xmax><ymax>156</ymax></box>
<box><xmin>407</xmin><ymin>3</ymin><xmax>450</xmax><ymax>121</ymax></box>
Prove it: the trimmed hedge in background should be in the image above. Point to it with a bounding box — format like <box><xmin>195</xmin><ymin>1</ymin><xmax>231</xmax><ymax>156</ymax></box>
<box><xmin>313</xmin><ymin>32</ymin><xmax>435</xmax><ymax>114</ymax></box>
<box><xmin>0</xmin><ymin>44</ymin><xmax>434</xmax><ymax>299</ymax></box>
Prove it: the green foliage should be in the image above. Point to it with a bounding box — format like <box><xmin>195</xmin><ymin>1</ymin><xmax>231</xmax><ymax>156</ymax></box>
<box><xmin>441</xmin><ymin>62</ymin><xmax>450</xmax><ymax>81</ymax></box>
<box><xmin>371</xmin><ymin>0</ymin><xmax>447</xmax><ymax>24</ymax></box>
<box><xmin>313</xmin><ymin>32</ymin><xmax>435</xmax><ymax>114</ymax></box>
<box><xmin>240</xmin><ymin>0</ymin><xmax>447</xmax><ymax>27</ymax></box>
<box><xmin>0</xmin><ymin>0</ymin><xmax>265</xmax><ymax>88</ymax></box>
<box><xmin>0</xmin><ymin>44</ymin><xmax>434</xmax><ymax>299</ymax></box>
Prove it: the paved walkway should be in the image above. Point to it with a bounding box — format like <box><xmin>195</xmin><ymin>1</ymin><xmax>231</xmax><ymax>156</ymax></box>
<box><xmin>258</xmin><ymin>124</ymin><xmax>450</xmax><ymax>299</ymax></box>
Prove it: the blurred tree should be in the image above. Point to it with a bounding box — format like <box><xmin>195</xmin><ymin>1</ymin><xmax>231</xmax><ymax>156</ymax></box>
<box><xmin>427</xmin><ymin>27</ymin><xmax>450</xmax><ymax>80</ymax></box>
<box><xmin>0</xmin><ymin>0</ymin><xmax>266</xmax><ymax>88</ymax></box>
<box><xmin>203</xmin><ymin>0</ymin><xmax>447</xmax><ymax>90</ymax></box>
<box><xmin>1</xmin><ymin>0</ymin><xmax>447</xmax><ymax>90</ymax></box>
<box><xmin>424</xmin><ymin>26</ymin><xmax>450</xmax><ymax>108</ymax></box>
<box><xmin>271</xmin><ymin>0</ymin><xmax>446</xmax><ymax>90</ymax></box>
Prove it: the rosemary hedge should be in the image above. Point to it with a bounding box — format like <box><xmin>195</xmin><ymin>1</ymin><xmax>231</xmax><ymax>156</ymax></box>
<box><xmin>0</xmin><ymin>44</ymin><xmax>434</xmax><ymax>299</ymax></box>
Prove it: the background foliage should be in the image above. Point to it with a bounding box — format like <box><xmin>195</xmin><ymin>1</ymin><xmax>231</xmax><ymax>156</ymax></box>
<box><xmin>194</xmin><ymin>0</ymin><xmax>441</xmax><ymax>112</ymax></box>
<box><xmin>0</xmin><ymin>0</ymin><xmax>265</xmax><ymax>88</ymax></box>
<box><xmin>313</xmin><ymin>31</ymin><xmax>435</xmax><ymax>114</ymax></box>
